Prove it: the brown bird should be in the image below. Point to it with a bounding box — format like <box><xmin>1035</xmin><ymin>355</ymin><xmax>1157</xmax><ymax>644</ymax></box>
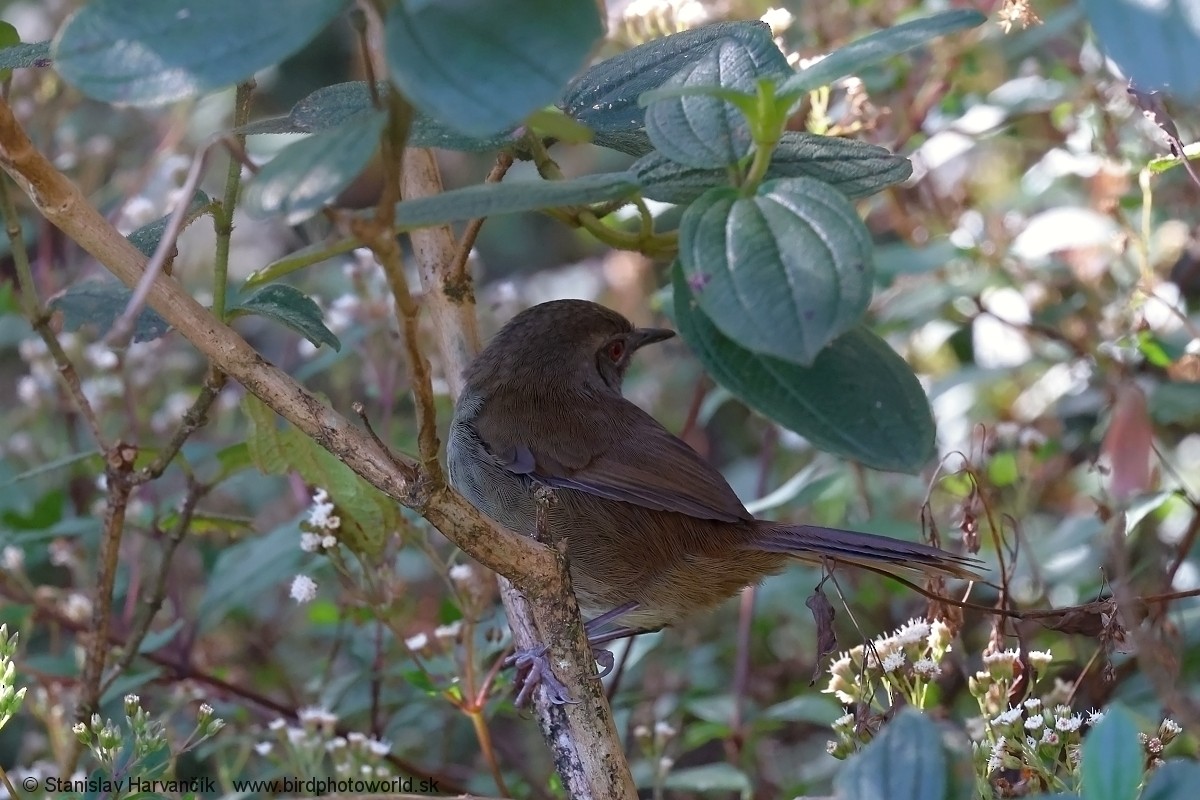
<box><xmin>447</xmin><ymin>299</ymin><xmax>981</xmax><ymax>702</ymax></box>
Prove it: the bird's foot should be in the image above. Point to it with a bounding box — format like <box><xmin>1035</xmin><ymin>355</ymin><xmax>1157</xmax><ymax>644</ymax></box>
<box><xmin>594</xmin><ymin>647</ymin><xmax>616</xmax><ymax>678</ymax></box>
<box><xmin>505</xmin><ymin>645</ymin><xmax>574</xmax><ymax>706</ymax></box>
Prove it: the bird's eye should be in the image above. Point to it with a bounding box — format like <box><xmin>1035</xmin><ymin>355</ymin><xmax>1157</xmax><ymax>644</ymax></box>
<box><xmin>605</xmin><ymin>339</ymin><xmax>626</xmax><ymax>362</ymax></box>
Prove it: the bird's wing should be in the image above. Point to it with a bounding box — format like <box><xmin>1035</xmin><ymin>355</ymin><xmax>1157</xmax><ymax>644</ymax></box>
<box><xmin>474</xmin><ymin>398</ymin><xmax>753</xmax><ymax>523</ymax></box>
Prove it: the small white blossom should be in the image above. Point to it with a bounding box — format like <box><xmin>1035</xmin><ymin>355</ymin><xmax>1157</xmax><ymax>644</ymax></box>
<box><xmin>405</xmin><ymin>632</ymin><xmax>429</xmax><ymax>652</ymax></box>
<box><xmin>306</xmin><ymin>488</ymin><xmax>340</xmax><ymax>531</ymax></box>
<box><xmin>1040</xmin><ymin>728</ymin><xmax>1059</xmax><ymax>745</ymax></box>
<box><xmin>299</xmin><ymin>706</ymin><xmax>337</xmax><ymax>728</ymax></box>
<box><xmin>1025</xmin><ymin>715</ymin><xmax>1044</xmax><ymax>730</ymax></box>
<box><xmin>992</xmin><ymin>707</ymin><xmax>1023</xmax><ymax>726</ymax></box>
<box><xmin>1026</xmin><ymin>736</ymin><xmax>1038</xmax><ymax>750</ymax></box>
<box><xmin>1023</xmin><ymin>698</ymin><xmax>1042</xmax><ymax>711</ymax></box>
<box><xmin>2</xmin><ymin>546</ymin><xmax>24</xmax><ymax>571</ymax></box>
<box><xmin>1085</xmin><ymin>709</ymin><xmax>1105</xmax><ymax>726</ymax></box>
<box><xmin>982</xmin><ymin>649</ymin><xmax>1020</xmax><ymax>666</ymax></box>
<box><xmin>449</xmin><ymin>563</ymin><xmax>474</xmax><ymax>583</ymax></box>
<box><xmin>321</xmin><ymin>535</ymin><xmax>337</xmax><ymax>549</ymax></box>
<box><xmin>986</xmin><ymin>737</ymin><xmax>1006</xmax><ymax>773</ymax></box>
<box><xmin>299</xmin><ymin>532</ymin><xmax>322</xmax><ymax>552</ymax></box>
<box><xmin>289</xmin><ymin>574</ymin><xmax>318</xmax><ymax>603</ymax></box>
<box><xmin>759</xmin><ymin>6</ymin><xmax>794</xmax><ymax>35</ymax></box>
<box><xmin>1027</xmin><ymin>650</ymin><xmax>1053</xmax><ymax>669</ymax></box>
<box><xmin>434</xmin><ymin>621</ymin><xmax>462</xmax><ymax>641</ymax></box>
<box><xmin>894</xmin><ymin>617</ymin><xmax>931</xmax><ymax>646</ymax></box>
<box><xmin>927</xmin><ymin>619</ymin><xmax>953</xmax><ymax>652</ymax></box>
<box><xmin>268</xmin><ymin>717</ymin><xmax>287</xmax><ymax>731</ymax></box>
<box><xmin>1160</xmin><ymin>718</ymin><xmax>1182</xmax><ymax>737</ymax></box>
<box><xmin>654</xmin><ymin>721</ymin><xmax>677</xmax><ymax>739</ymax></box>
<box><xmin>254</xmin><ymin>741</ymin><xmax>273</xmax><ymax>755</ymax></box>
<box><xmin>834</xmin><ymin>713</ymin><xmax>855</xmax><ymax>729</ymax></box>
<box><xmin>1056</xmin><ymin>714</ymin><xmax>1082</xmax><ymax>732</ymax></box>
<box><xmin>913</xmin><ymin>658</ymin><xmax>941</xmax><ymax>677</ymax></box>
<box><xmin>882</xmin><ymin>652</ymin><xmax>905</xmax><ymax>673</ymax></box>
<box><xmin>367</xmin><ymin>737</ymin><xmax>391</xmax><ymax>756</ymax></box>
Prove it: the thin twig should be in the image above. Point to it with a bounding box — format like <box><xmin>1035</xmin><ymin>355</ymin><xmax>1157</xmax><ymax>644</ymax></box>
<box><xmin>135</xmin><ymin>369</ymin><xmax>226</xmax><ymax>483</ymax></box>
<box><xmin>106</xmin><ymin>142</ymin><xmax>213</xmax><ymax>347</ymax></box>
<box><xmin>449</xmin><ymin>152</ymin><xmax>515</xmax><ymax>288</ymax></box>
<box><xmin>212</xmin><ymin>81</ymin><xmax>256</xmax><ymax>319</ymax></box>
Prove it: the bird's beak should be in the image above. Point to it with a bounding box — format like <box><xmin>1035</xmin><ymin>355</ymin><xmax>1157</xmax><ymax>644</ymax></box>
<box><xmin>631</xmin><ymin>327</ymin><xmax>676</xmax><ymax>350</ymax></box>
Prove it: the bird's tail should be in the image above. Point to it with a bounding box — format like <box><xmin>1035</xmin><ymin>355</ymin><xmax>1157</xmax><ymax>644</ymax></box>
<box><xmin>751</xmin><ymin>522</ymin><xmax>984</xmax><ymax>580</ymax></box>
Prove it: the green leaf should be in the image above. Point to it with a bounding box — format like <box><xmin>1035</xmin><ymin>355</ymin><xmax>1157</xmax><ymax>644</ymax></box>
<box><xmin>385</xmin><ymin>0</ymin><xmax>602</xmax><ymax>136</ymax></box>
<box><xmin>562</xmin><ymin>21</ymin><xmax>787</xmax><ymax>152</ymax></box>
<box><xmin>833</xmin><ymin>708</ymin><xmax>954</xmax><ymax>800</ymax></box>
<box><xmin>51</xmin><ymin>0</ymin><xmax>347</xmax><ymax>106</ymax></box>
<box><xmin>1081</xmin><ymin>0</ymin><xmax>1200</xmax><ymax>101</ymax></box>
<box><xmin>393</xmin><ymin>172</ymin><xmax>639</xmax><ymax>229</ymax></box>
<box><xmin>231</xmin><ymin>285</ymin><xmax>340</xmax><ymax>351</ymax></box>
<box><xmin>633</xmin><ymin>131</ymin><xmax>911</xmax><ymax>204</ymax></box>
<box><xmin>243</xmin><ymin>396</ymin><xmax>397</xmax><ymax>558</ymax></box>
<box><xmin>0</xmin><ymin>40</ymin><xmax>50</xmax><ymax>72</ymax></box>
<box><xmin>243</xmin><ymin>110</ymin><xmax>386</xmax><ymax>223</ymax></box>
<box><xmin>673</xmin><ymin>266</ymin><xmax>934</xmax><ymax>473</ymax></box>
<box><xmin>661</xmin><ymin>763</ymin><xmax>751</xmax><ymax>798</ymax></box>
<box><xmin>644</xmin><ymin>39</ymin><xmax>764</xmax><ymax>169</ymax></box>
<box><xmin>778</xmin><ymin>10</ymin><xmax>987</xmax><ymax>100</ymax></box>
<box><xmin>0</xmin><ymin>23</ymin><xmax>19</xmax><ymax>81</ymax></box>
<box><xmin>762</xmin><ymin>694</ymin><xmax>842</xmax><ymax>723</ymax></box>
<box><xmin>679</xmin><ymin>178</ymin><xmax>873</xmax><ymax>366</ymax></box>
<box><xmin>49</xmin><ymin>279</ymin><xmax>171</xmax><ymax>342</ymax></box>
<box><xmin>126</xmin><ymin>191</ymin><xmax>212</xmax><ymax>257</ymax></box>
<box><xmin>1143</xmin><ymin>760</ymin><xmax>1200</xmax><ymax>800</ymax></box>
<box><xmin>1150</xmin><ymin>381</ymin><xmax>1200</xmax><ymax>426</ymax></box>
<box><xmin>1081</xmin><ymin>705</ymin><xmax>1143</xmax><ymax>800</ymax></box>
<box><xmin>240</xmin><ymin>81</ymin><xmax>519</xmax><ymax>151</ymax></box>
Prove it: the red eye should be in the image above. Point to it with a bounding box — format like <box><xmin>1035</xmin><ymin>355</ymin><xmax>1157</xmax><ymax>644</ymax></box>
<box><xmin>606</xmin><ymin>340</ymin><xmax>626</xmax><ymax>362</ymax></box>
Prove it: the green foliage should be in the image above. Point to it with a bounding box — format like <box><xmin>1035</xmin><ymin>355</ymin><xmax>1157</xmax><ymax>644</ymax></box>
<box><xmin>385</xmin><ymin>0</ymin><xmax>603</xmax><ymax>137</ymax></box>
<box><xmin>48</xmin><ymin>280</ymin><xmax>171</xmax><ymax>342</ymax></box>
<box><xmin>673</xmin><ymin>265</ymin><xmax>934</xmax><ymax>473</ymax></box>
<box><xmin>242</xmin><ymin>110</ymin><xmax>387</xmax><ymax>223</ymax></box>
<box><xmin>51</xmin><ymin>0</ymin><xmax>346</xmax><ymax>105</ymax></box>
<box><xmin>834</xmin><ymin>708</ymin><xmax>973</xmax><ymax>800</ymax></box>
<box><xmin>1081</xmin><ymin>706</ymin><xmax>1144</xmax><ymax>800</ymax></box>
<box><xmin>680</xmin><ymin>178</ymin><xmax>874</xmax><ymax>366</ymax></box>
<box><xmin>1080</xmin><ymin>0</ymin><xmax>1200</xmax><ymax>102</ymax></box>
<box><xmin>230</xmin><ymin>285</ymin><xmax>342</xmax><ymax>351</ymax></box>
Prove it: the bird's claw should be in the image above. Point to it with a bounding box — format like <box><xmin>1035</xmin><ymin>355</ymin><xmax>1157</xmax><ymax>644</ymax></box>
<box><xmin>505</xmin><ymin>645</ymin><xmax>575</xmax><ymax>706</ymax></box>
<box><xmin>594</xmin><ymin>648</ymin><xmax>616</xmax><ymax>678</ymax></box>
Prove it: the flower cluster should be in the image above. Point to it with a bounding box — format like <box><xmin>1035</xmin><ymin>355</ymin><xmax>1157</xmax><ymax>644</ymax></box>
<box><xmin>970</xmin><ymin>649</ymin><xmax>1184</xmax><ymax>796</ymax></box>
<box><xmin>72</xmin><ymin>694</ymin><xmax>222</xmax><ymax>770</ymax></box>
<box><xmin>825</xmin><ymin>617</ymin><xmax>954</xmax><ymax>757</ymax></box>
<box><xmin>255</xmin><ymin>706</ymin><xmax>393</xmax><ymax>780</ymax></box>
<box><xmin>300</xmin><ymin>487</ymin><xmax>341</xmax><ymax>552</ymax></box>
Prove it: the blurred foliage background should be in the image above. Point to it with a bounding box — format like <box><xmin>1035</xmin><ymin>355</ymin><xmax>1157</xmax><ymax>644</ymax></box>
<box><xmin>0</xmin><ymin>0</ymin><xmax>1199</xmax><ymax>798</ymax></box>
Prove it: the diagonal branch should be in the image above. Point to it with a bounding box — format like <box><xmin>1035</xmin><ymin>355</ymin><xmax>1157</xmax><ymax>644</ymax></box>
<box><xmin>0</xmin><ymin>95</ymin><xmax>551</xmax><ymax>594</ymax></box>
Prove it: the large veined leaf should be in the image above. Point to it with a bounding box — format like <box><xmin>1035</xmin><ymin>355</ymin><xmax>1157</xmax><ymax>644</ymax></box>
<box><xmin>1081</xmin><ymin>0</ymin><xmax>1200</xmax><ymax>101</ymax></box>
<box><xmin>673</xmin><ymin>266</ymin><xmax>935</xmax><ymax>473</ymax></box>
<box><xmin>633</xmin><ymin>131</ymin><xmax>911</xmax><ymax>204</ymax></box>
<box><xmin>562</xmin><ymin>21</ymin><xmax>788</xmax><ymax>146</ymax></box>
<box><xmin>52</xmin><ymin>0</ymin><xmax>346</xmax><ymax>105</ymax></box>
<box><xmin>778</xmin><ymin>10</ymin><xmax>986</xmax><ymax>100</ymax></box>
<box><xmin>385</xmin><ymin>0</ymin><xmax>602</xmax><ymax>136</ymax></box>
<box><xmin>679</xmin><ymin>177</ymin><xmax>873</xmax><ymax>366</ymax></box>
<box><xmin>834</xmin><ymin>709</ymin><xmax>971</xmax><ymax>800</ymax></box>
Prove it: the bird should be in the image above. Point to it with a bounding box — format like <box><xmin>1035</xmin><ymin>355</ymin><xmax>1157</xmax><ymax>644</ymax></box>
<box><xmin>447</xmin><ymin>299</ymin><xmax>982</xmax><ymax>703</ymax></box>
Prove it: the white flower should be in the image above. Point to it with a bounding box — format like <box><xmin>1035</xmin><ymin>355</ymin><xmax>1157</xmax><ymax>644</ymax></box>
<box><xmin>833</xmin><ymin>713</ymin><xmax>855</xmax><ymax>729</ymax></box>
<box><xmin>367</xmin><ymin>737</ymin><xmax>391</xmax><ymax>756</ymax></box>
<box><xmin>1023</xmin><ymin>698</ymin><xmax>1042</xmax><ymax>711</ymax></box>
<box><xmin>289</xmin><ymin>574</ymin><xmax>317</xmax><ymax>603</ymax></box>
<box><xmin>1086</xmin><ymin>709</ymin><xmax>1105</xmax><ymax>726</ymax></box>
<box><xmin>1160</xmin><ymin>718</ymin><xmax>1182</xmax><ymax>737</ymax></box>
<box><xmin>986</xmin><ymin>737</ymin><xmax>1005</xmax><ymax>773</ymax></box>
<box><xmin>299</xmin><ymin>532</ymin><xmax>323</xmax><ymax>552</ymax></box>
<box><xmin>654</xmin><ymin>721</ymin><xmax>677</xmax><ymax>739</ymax></box>
<box><xmin>1027</xmin><ymin>650</ymin><xmax>1053</xmax><ymax>669</ymax></box>
<box><xmin>326</xmin><ymin>737</ymin><xmax>347</xmax><ymax>750</ymax></box>
<box><xmin>913</xmin><ymin>658</ymin><xmax>942</xmax><ymax>677</ymax></box>
<box><xmin>254</xmin><ymin>741</ymin><xmax>273</xmax><ymax>755</ymax></box>
<box><xmin>759</xmin><ymin>6</ymin><xmax>794</xmax><ymax>35</ymax></box>
<box><xmin>982</xmin><ymin>649</ymin><xmax>1020</xmax><ymax>666</ymax></box>
<box><xmin>882</xmin><ymin>652</ymin><xmax>905</xmax><ymax>673</ymax></box>
<box><xmin>1056</xmin><ymin>714</ymin><xmax>1082</xmax><ymax>732</ymax></box>
<box><xmin>306</xmin><ymin>488</ymin><xmax>339</xmax><ymax>531</ymax></box>
<box><xmin>268</xmin><ymin>717</ymin><xmax>287</xmax><ymax>731</ymax></box>
<box><xmin>321</xmin><ymin>535</ymin><xmax>337</xmax><ymax>549</ymax></box>
<box><xmin>992</xmin><ymin>707</ymin><xmax>1022</xmax><ymax>726</ymax></box>
<box><xmin>2</xmin><ymin>546</ymin><xmax>24</xmax><ymax>571</ymax></box>
<box><xmin>927</xmin><ymin>619</ymin><xmax>953</xmax><ymax>652</ymax></box>
<box><xmin>405</xmin><ymin>632</ymin><xmax>428</xmax><ymax>652</ymax></box>
<box><xmin>434</xmin><ymin>621</ymin><xmax>462</xmax><ymax>640</ymax></box>
<box><xmin>894</xmin><ymin>617</ymin><xmax>931</xmax><ymax>646</ymax></box>
<box><xmin>299</xmin><ymin>705</ymin><xmax>337</xmax><ymax>728</ymax></box>
<box><xmin>449</xmin><ymin>563</ymin><xmax>474</xmax><ymax>583</ymax></box>
<box><xmin>1025</xmin><ymin>715</ymin><xmax>1044</xmax><ymax>730</ymax></box>
<box><xmin>1025</xmin><ymin>736</ymin><xmax>1038</xmax><ymax>750</ymax></box>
